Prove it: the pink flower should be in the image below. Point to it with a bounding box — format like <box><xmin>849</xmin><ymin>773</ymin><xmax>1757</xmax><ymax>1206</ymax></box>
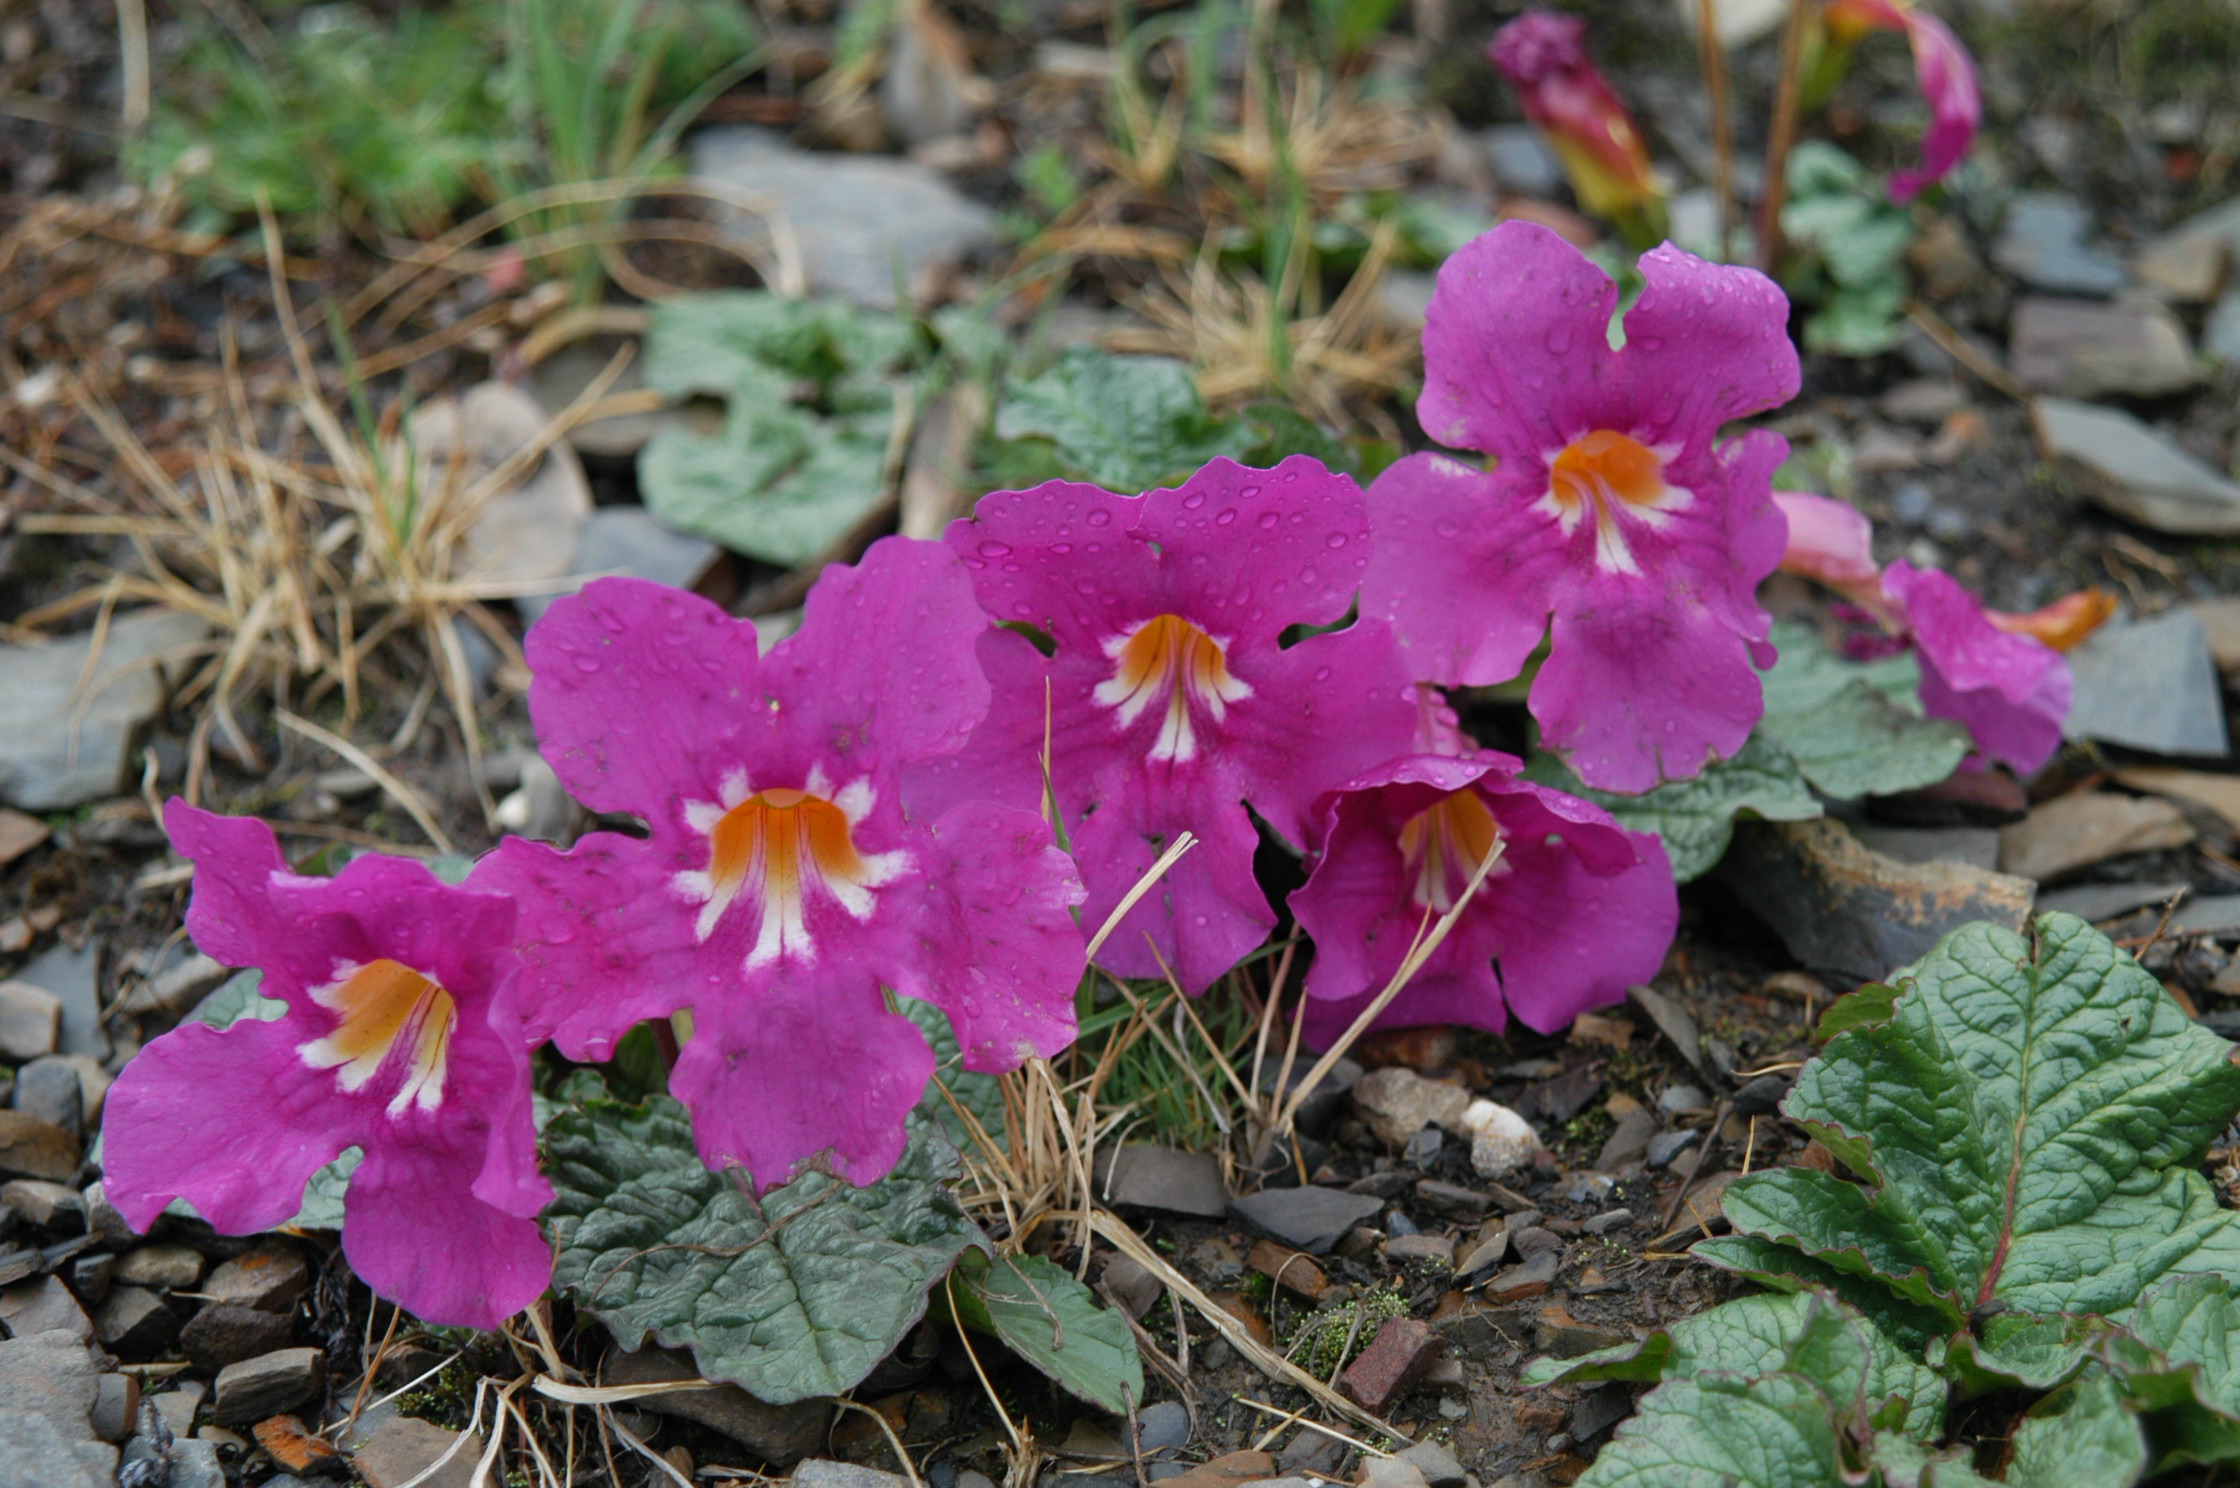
<box><xmin>1488</xmin><ymin>12</ymin><xmax>1666</xmax><ymax>239</ymax></box>
<box><xmin>1825</xmin><ymin>0</ymin><xmax>1981</xmax><ymax>202</ymax></box>
<box><xmin>103</xmin><ymin>803</ymin><xmax>551</xmax><ymax>1330</ymax></box>
<box><xmin>1363</xmin><ymin>221</ymin><xmax>1799</xmax><ymax>793</ymax></box>
<box><xmin>1881</xmin><ymin>561</ymin><xmax>2069</xmax><ymax>775</ymax></box>
<box><xmin>481</xmin><ymin>539</ymin><xmax>1086</xmax><ymax>1191</ymax></box>
<box><xmin>1290</xmin><ymin>754</ymin><xmax>1675</xmax><ymax>1043</ymax></box>
<box><xmin>913</xmin><ymin>457</ymin><xmax>1419</xmax><ymax>995</ymax></box>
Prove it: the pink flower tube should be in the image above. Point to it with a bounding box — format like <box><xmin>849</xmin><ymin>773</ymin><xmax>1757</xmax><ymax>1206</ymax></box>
<box><xmin>1364</xmin><ymin>221</ymin><xmax>1799</xmax><ymax>793</ymax></box>
<box><xmin>481</xmin><ymin>538</ymin><xmax>1086</xmax><ymax>1192</ymax></box>
<box><xmin>104</xmin><ymin>804</ymin><xmax>552</xmax><ymax>1329</ymax></box>
<box><xmin>1488</xmin><ymin>12</ymin><xmax>1665</xmax><ymax>235</ymax></box>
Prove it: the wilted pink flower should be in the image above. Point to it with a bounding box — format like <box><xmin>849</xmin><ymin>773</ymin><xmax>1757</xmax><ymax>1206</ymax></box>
<box><xmin>482</xmin><ymin>539</ymin><xmax>1085</xmax><ymax>1191</ymax></box>
<box><xmin>1290</xmin><ymin>754</ymin><xmax>1675</xmax><ymax>1043</ymax></box>
<box><xmin>914</xmin><ymin>457</ymin><xmax>1419</xmax><ymax>995</ymax></box>
<box><xmin>1881</xmin><ymin>561</ymin><xmax>2069</xmax><ymax>775</ymax></box>
<box><xmin>1771</xmin><ymin>490</ymin><xmax>1890</xmax><ymax>618</ymax></box>
<box><xmin>1363</xmin><ymin>221</ymin><xmax>1799</xmax><ymax>794</ymax></box>
<box><xmin>1825</xmin><ymin>0</ymin><xmax>1980</xmax><ymax>202</ymax></box>
<box><xmin>103</xmin><ymin>804</ymin><xmax>551</xmax><ymax>1330</ymax></box>
<box><xmin>1488</xmin><ymin>12</ymin><xmax>1666</xmax><ymax>241</ymax></box>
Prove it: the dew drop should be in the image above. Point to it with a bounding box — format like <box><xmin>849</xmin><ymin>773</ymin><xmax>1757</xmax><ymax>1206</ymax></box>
<box><xmin>1325</xmin><ymin>533</ymin><xmax>1348</xmax><ymax>549</ymax></box>
<box><xmin>979</xmin><ymin>540</ymin><xmax>1014</xmax><ymax>558</ymax></box>
<box><xmin>1086</xmin><ymin>508</ymin><xmax>1113</xmax><ymax>526</ymax></box>
<box><xmin>1215</xmin><ymin>509</ymin><xmax>1237</xmax><ymax>526</ymax></box>
<box><xmin>1257</xmin><ymin>511</ymin><xmax>1281</xmax><ymax>530</ymax></box>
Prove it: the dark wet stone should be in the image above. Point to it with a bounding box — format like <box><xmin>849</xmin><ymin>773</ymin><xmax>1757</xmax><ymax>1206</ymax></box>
<box><xmin>1228</xmin><ymin>1186</ymin><xmax>1382</xmax><ymax>1255</ymax></box>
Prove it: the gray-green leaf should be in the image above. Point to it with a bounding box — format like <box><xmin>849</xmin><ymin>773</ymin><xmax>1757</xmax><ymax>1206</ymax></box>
<box><xmin>1571</xmin><ymin>1372</ymin><xmax>1852</xmax><ymax>1488</ymax></box>
<box><xmin>1527</xmin><ymin>735</ymin><xmax>1822</xmax><ymax>882</ymax></box>
<box><xmin>543</xmin><ymin>1095</ymin><xmax>989</xmax><ymax>1403</ymax></box>
<box><xmin>994</xmin><ymin>350</ymin><xmax>1255</xmax><ymax>493</ymax></box>
<box><xmin>951</xmin><ymin>1254</ymin><xmax>1145</xmax><ymax>1413</ymax></box>
<box><xmin>1699</xmin><ymin>914</ymin><xmax>2240</xmax><ymax>1329</ymax></box>
<box><xmin>1758</xmin><ymin>621</ymin><xmax>1967</xmax><ymax>799</ymax></box>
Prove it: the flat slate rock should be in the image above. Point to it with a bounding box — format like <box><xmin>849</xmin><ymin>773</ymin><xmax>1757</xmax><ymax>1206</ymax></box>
<box><xmin>14</xmin><ymin>940</ymin><xmax>103</xmax><ymax>1059</ymax></box>
<box><xmin>2132</xmin><ymin>194</ymin><xmax>2240</xmax><ymax>301</ymax></box>
<box><xmin>1096</xmin><ymin>1145</ymin><xmax>1229</xmax><ymax>1219</ymax></box>
<box><xmin>2065</xmin><ymin>611</ymin><xmax>2231</xmax><ymax>758</ymax></box>
<box><xmin>1993</xmin><ymin>193</ymin><xmax>2128</xmax><ymax>296</ymax></box>
<box><xmin>2009</xmin><ymin>295</ymin><xmax>2201</xmax><ymax>398</ymax></box>
<box><xmin>604</xmin><ymin>1343</ymin><xmax>828</xmax><ymax>1467</ymax></box>
<box><xmin>2034</xmin><ymin>398</ymin><xmax>2240</xmax><ymax>536</ymax></box>
<box><xmin>0</xmin><ymin>1407</ymin><xmax>116</xmax><ymax>1488</ymax></box>
<box><xmin>0</xmin><ymin>609</ymin><xmax>207</xmax><ymax>811</ymax></box>
<box><xmin>1229</xmin><ymin>1186</ymin><xmax>1383</xmax><ymax>1254</ymax></box>
<box><xmin>1717</xmin><ymin>818</ymin><xmax>2036</xmax><ymax>984</ymax></box>
<box><xmin>1849</xmin><ymin>824</ymin><xmax>2002</xmax><ymax>872</ymax></box>
<box><xmin>1997</xmin><ymin>792</ymin><xmax>2194</xmax><ymax>883</ymax></box>
<box><xmin>354</xmin><ymin>1415</ymin><xmax>484</xmax><ymax>1488</ymax></box>
<box><xmin>2038</xmin><ymin>880</ymin><xmax>2192</xmax><ymax>922</ymax></box>
<box><xmin>688</xmin><ymin>127</ymin><xmax>996</xmax><ymax>309</ymax></box>
<box><xmin>0</xmin><ymin>1328</ymin><xmax>99</xmax><ymax>1434</ymax></box>
<box><xmin>517</xmin><ymin>506</ymin><xmax>722</xmax><ymax>623</ymax></box>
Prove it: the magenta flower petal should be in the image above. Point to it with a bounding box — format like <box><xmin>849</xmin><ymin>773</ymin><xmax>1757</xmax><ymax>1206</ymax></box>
<box><xmin>1364</xmin><ymin>222</ymin><xmax>1796</xmax><ymax>790</ymax></box>
<box><xmin>104</xmin><ymin>802</ymin><xmax>551</xmax><ymax>1329</ymax></box>
<box><xmin>503</xmin><ymin>537</ymin><xmax>1084</xmax><ymax>1190</ymax></box>
<box><xmin>672</xmin><ymin>978</ymin><xmax>934</xmax><ymax>1185</ymax></box>
<box><xmin>1290</xmin><ymin>755</ymin><xmax>1675</xmax><ymax>1044</ymax></box>
<box><xmin>1359</xmin><ymin>454</ymin><xmax>1566</xmax><ymax>688</ymax></box>
<box><xmin>102</xmin><ymin>1016</ymin><xmax>354</xmax><ymax>1235</ymax></box>
<box><xmin>939</xmin><ymin>458</ymin><xmax>1419</xmax><ymax>992</ymax></box>
<box><xmin>1882</xmin><ymin>561</ymin><xmax>2069</xmax><ymax>774</ymax></box>
<box><xmin>894</xmin><ymin>800</ymin><xmax>1086</xmax><ymax>1070</ymax></box>
<box><xmin>344</xmin><ymin>1133</ymin><xmax>553</xmax><ymax>1330</ymax></box>
<box><xmin>1889</xmin><ymin>9</ymin><xmax>1980</xmax><ymax>203</ymax></box>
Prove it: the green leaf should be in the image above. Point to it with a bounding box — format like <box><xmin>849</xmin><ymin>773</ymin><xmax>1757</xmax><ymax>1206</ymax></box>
<box><xmin>641</xmin><ymin>410</ymin><xmax>892</xmax><ymax>566</ymax></box>
<box><xmin>994</xmin><ymin>350</ymin><xmax>1256</xmax><ymax>492</ymax></box>
<box><xmin>1571</xmin><ymin>1372</ymin><xmax>1853</xmax><ymax>1488</ymax></box>
<box><xmin>1684</xmin><ymin>1235</ymin><xmax>1954</xmax><ymax>1358</ymax></box>
<box><xmin>1758</xmin><ymin>621</ymin><xmax>1968</xmax><ymax>799</ymax></box>
<box><xmin>1701</xmin><ymin>914</ymin><xmax>2240</xmax><ymax>1329</ymax></box>
<box><xmin>951</xmin><ymin>1254</ymin><xmax>1145</xmax><ymax>1412</ymax></box>
<box><xmin>637</xmin><ymin>291</ymin><xmax>920</xmax><ymax>565</ymax></box>
<box><xmin>900</xmin><ymin>998</ymin><xmax>1005</xmax><ymax>1155</ymax></box>
<box><xmin>543</xmin><ymin>1095</ymin><xmax>989</xmax><ymax>1403</ymax></box>
<box><xmin>1525</xmin><ymin>735</ymin><xmax>1822</xmax><ymax>883</ymax></box>
<box><xmin>2004</xmin><ymin>1370</ymin><xmax>2148</xmax><ymax>1488</ymax></box>
<box><xmin>186</xmin><ymin>969</ymin><xmax>282</xmax><ymax>1027</ymax></box>
<box><xmin>1524</xmin><ymin>1289</ymin><xmax>1945</xmax><ymax>1439</ymax></box>
<box><xmin>2109</xmin><ymin>1273</ymin><xmax>2240</xmax><ymax>1468</ymax></box>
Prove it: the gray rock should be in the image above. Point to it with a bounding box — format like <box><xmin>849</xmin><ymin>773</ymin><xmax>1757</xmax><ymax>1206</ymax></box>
<box><xmin>793</xmin><ymin>1461</ymin><xmax>913</xmax><ymax>1488</ymax></box>
<box><xmin>151</xmin><ymin>1382</ymin><xmax>204</xmax><ymax>1438</ymax></box>
<box><xmin>12</xmin><ymin>1058</ymin><xmax>83</xmax><ymax>1140</ymax></box>
<box><xmin>2039</xmin><ymin>880</ymin><xmax>2192</xmax><ymax>922</ymax></box>
<box><xmin>2065</xmin><ymin>612</ymin><xmax>2231</xmax><ymax>757</ymax></box>
<box><xmin>2008</xmin><ymin>296</ymin><xmax>2202</xmax><ymax>398</ymax></box>
<box><xmin>14</xmin><ymin>941</ymin><xmax>102</xmax><ymax>1060</ymax></box>
<box><xmin>81</xmin><ymin>1183</ymin><xmax>134</xmax><ymax>1247</ymax></box>
<box><xmin>0</xmin><ymin>608</ymin><xmax>206</xmax><ymax>809</ymax></box>
<box><xmin>1375</xmin><ymin>270</ymin><xmax>1436</xmax><ymax>333</ymax></box>
<box><xmin>1384</xmin><ymin>1233</ymin><xmax>1456</xmax><ymax>1268</ymax></box>
<box><xmin>1278</xmin><ymin>1430</ymin><xmax>1349</xmax><ymax>1478</ymax></box>
<box><xmin>1481</xmin><ymin>125</ymin><xmax>1563</xmax><ymax>195</ymax></box>
<box><xmin>1097</xmin><ymin>1145</ymin><xmax>1229</xmax><ymax>1219</ymax></box>
<box><xmin>1098</xmin><ymin>1251</ymin><xmax>1161</xmax><ymax>1318</ymax></box>
<box><xmin>213</xmin><ymin>1347</ymin><xmax>324</xmax><ymax>1424</ymax></box>
<box><xmin>0</xmin><ymin>1109</ymin><xmax>79</xmax><ymax>1181</ymax></box>
<box><xmin>88</xmin><ymin>1373</ymin><xmax>135</xmax><ymax>1443</ymax></box>
<box><xmin>1230</xmin><ymin>1186</ymin><xmax>1383</xmax><ymax>1254</ymax></box>
<box><xmin>353</xmin><ymin>1415</ymin><xmax>484</xmax><ymax>1488</ymax></box>
<box><xmin>1256</xmin><ymin>1056</ymin><xmax>1362</xmax><ymax>1137</ymax></box>
<box><xmin>1</xmin><ymin>1177</ymin><xmax>83</xmax><ymax>1228</ymax></box>
<box><xmin>114</xmin><ymin>1242</ymin><xmax>204</xmax><ymax>1291</ymax></box>
<box><xmin>0</xmin><ymin>1328</ymin><xmax>99</xmax><ymax>1433</ymax></box>
<box><xmin>1994</xmin><ymin>193</ymin><xmax>2128</xmax><ymax>296</ymax></box>
<box><xmin>1998</xmin><ymin>792</ymin><xmax>2194</xmax><ymax>882</ymax></box>
<box><xmin>1655</xmin><ymin>1085</ymin><xmax>1709</xmax><ymax>1116</ymax></box>
<box><xmin>2196</xmin><ymin>598</ymin><xmax>2240</xmax><ymax>675</ymax></box>
<box><xmin>2205</xmin><ymin>291</ymin><xmax>2240</xmax><ymax>365</ymax></box>
<box><xmin>93</xmin><ymin>1285</ymin><xmax>178</xmax><ymax>1357</ymax></box>
<box><xmin>168</xmin><ymin>1438</ymin><xmax>225</xmax><ymax>1488</ymax></box>
<box><xmin>517</xmin><ymin>505</ymin><xmax>723</xmax><ymax>624</ymax></box>
<box><xmin>70</xmin><ymin>1253</ymin><xmax>111</xmax><ymax>1307</ymax></box>
<box><xmin>0</xmin><ymin>982</ymin><xmax>60</xmax><ymax>1061</ymax></box>
<box><xmin>1399</xmin><ymin>1441</ymin><xmax>1468</xmax><ymax>1488</ymax></box>
<box><xmin>1850</xmin><ymin>824</ymin><xmax>2002</xmax><ymax>872</ymax></box>
<box><xmin>1360</xmin><ymin>1458</ymin><xmax>1431</xmax><ymax>1488</ymax></box>
<box><xmin>526</xmin><ymin>341</ymin><xmax>717</xmax><ymax>460</ymax></box>
<box><xmin>1350</xmin><ymin>1068</ymin><xmax>1472</xmax><ymax>1148</ymax></box>
<box><xmin>2034</xmin><ymin>398</ymin><xmax>2240</xmax><ymax>536</ymax></box>
<box><xmin>1718</xmin><ymin>818</ymin><xmax>2036</xmax><ymax>983</ymax></box>
<box><xmin>1646</xmin><ymin>1129</ymin><xmax>1701</xmax><ymax>1169</ymax></box>
<box><xmin>2132</xmin><ymin>195</ymin><xmax>2240</xmax><ymax>301</ymax></box>
<box><xmin>205</xmin><ymin>1243</ymin><xmax>311</xmax><ymax>1312</ymax></box>
<box><xmin>0</xmin><ymin>1408</ymin><xmax>116</xmax><ymax>1488</ymax></box>
<box><xmin>604</xmin><ymin>1343</ymin><xmax>829</xmax><ymax>1467</ymax></box>
<box><xmin>1132</xmin><ymin>1400</ymin><xmax>1191</xmax><ymax>1456</ymax></box>
<box><xmin>1593</xmin><ymin>1108</ymin><xmax>1657</xmax><ymax>1171</ymax></box>
<box><xmin>180</xmin><ymin>1302</ymin><xmax>296</xmax><ymax>1375</ymax></box>
<box><xmin>688</xmin><ymin>127</ymin><xmax>996</xmax><ymax>309</ymax></box>
<box><xmin>0</xmin><ymin>1276</ymin><xmax>92</xmax><ymax>1343</ymax></box>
